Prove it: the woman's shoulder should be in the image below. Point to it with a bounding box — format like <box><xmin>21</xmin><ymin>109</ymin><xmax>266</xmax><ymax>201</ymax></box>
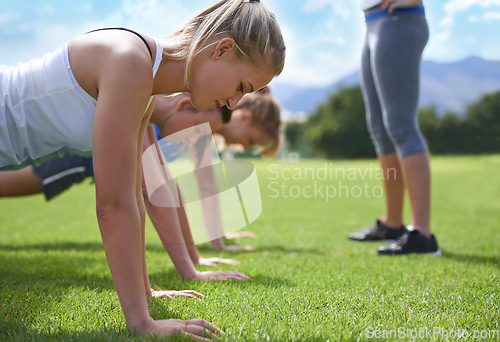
<box><xmin>69</xmin><ymin>29</ymin><xmax>156</xmax><ymax>98</ymax></box>
<box><xmin>70</xmin><ymin>28</ymin><xmax>155</xmax><ymax>62</ymax></box>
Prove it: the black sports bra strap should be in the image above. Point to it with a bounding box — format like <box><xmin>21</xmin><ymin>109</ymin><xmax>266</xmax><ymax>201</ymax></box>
<box><xmin>86</xmin><ymin>27</ymin><xmax>153</xmax><ymax>59</ymax></box>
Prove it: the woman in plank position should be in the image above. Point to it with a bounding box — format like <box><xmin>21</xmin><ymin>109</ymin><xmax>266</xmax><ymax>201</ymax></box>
<box><xmin>0</xmin><ymin>0</ymin><xmax>285</xmax><ymax>338</ymax></box>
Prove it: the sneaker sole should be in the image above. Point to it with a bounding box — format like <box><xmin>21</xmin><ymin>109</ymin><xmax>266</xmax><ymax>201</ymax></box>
<box><xmin>377</xmin><ymin>249</ymin><xmax>443</xmax><ymax>256</ymax></box>
<box><xmin>348</xmin><ymin>238</ymin><xmax>399</xmax><ymax>243</ymax></box>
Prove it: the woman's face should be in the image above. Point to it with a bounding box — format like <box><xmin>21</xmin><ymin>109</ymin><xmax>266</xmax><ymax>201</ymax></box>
<box><xmin>219</xmin><ymin>109</ymin><xmax>270</xmax><ymax>151</ymax></box>
<box><xmin>188</xmin><ymin>39</ymin><xmax>274</xmax><ymax>112</ymax></box>
<box><xmin>151</xmin><ymin>94</ymin><xmax>224</xmax><ymax>137</ymax></box>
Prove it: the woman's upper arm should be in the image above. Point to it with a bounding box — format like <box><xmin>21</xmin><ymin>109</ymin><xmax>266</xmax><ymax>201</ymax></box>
<box><xmin>92</xmin><ymin>51</ymin><xmax>153</xmax><ymax>207</ymax></box>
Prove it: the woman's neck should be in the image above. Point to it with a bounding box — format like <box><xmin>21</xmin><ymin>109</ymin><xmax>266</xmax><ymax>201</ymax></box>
<box><xmin>152</xmin><ymin>42</ymin><xmax>189</xmax><ymax>95</ymax></box>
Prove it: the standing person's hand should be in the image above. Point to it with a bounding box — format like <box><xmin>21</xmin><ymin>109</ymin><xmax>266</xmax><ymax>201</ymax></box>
<box><xmin>379</xmin><ymin>0</ymin><xmax>421</xmax><ymax>14</ymax></box>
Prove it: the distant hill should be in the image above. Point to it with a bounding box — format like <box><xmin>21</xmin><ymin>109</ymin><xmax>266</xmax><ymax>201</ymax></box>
<box><xmin>272</xmin><ymin>57</ymin><xmax>500</xmax><ymax>121</ymax></box>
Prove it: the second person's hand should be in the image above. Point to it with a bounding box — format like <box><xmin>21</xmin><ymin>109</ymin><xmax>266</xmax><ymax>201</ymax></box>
<box><xmin>197</xmin><ymin>256</ymin><xmax>242</xmax><ymax>266</ymax></box>
<box><xmin>191</xmin><ymin>270</ymin><xmax>252</xmax><ymax>281</ymax></box>
<box><xmin>147</xmin><ymin>288</ymin><xmax>205</xmax><ymax>300</ymax></box>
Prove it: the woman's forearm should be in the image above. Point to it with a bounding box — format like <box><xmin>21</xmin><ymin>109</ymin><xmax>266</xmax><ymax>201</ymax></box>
<box><xmin>176</xmin><ymin>205</ymin><xmax>202</xmax><ymax>264</ymax></box>
<box><xmin>97</xmin><ymin>204</ymin><xmax>150</xmax><ymax>332</ymax></box>
<box><xmin>144</xmin><ymin>198</ymin><xmax>198</xmax><ymax>279</ymax></box>
<box><xmin>139</xmin><ymin>195</ymin><xmax>152</xmax><ymax>295</ymax></box>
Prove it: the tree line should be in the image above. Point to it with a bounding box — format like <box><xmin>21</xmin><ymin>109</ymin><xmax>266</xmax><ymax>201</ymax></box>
<box><xmin>285</xmin><ymin>86</ymin><xmax>500</xmax><ymax>158</ymax></box>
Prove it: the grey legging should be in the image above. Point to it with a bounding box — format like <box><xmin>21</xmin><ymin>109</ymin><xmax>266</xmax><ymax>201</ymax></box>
<box><xmin>361</xmin><ymin>9</ymin><xmax>429</xmax><ymax>158</ymax></box>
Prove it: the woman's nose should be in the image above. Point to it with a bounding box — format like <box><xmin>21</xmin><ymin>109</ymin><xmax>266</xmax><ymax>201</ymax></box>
<box><xmin>227</xmin><ymin>92</ymin><xmax>245</xmax><ymax>110</ymax></box>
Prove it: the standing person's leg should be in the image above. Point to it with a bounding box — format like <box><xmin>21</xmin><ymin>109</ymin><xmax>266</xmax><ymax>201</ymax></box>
<box><xmin>378</xmin><ymin>153</ymin><xmax>405</xmax><ymax>228</ymax></box>
<box><xmin>348</xmin><ymin>22</ymin><xmax>407</xmax><ymax>242</ymax></box>
<box><xmin>400</xmin><ymin>152</ymin><xmax>431</xmax><ymax>237</ymax></box>
<box><xmin>370</xmin><ymin>13</ymin><xmax>438</xmax><ymax>254</ymax></box>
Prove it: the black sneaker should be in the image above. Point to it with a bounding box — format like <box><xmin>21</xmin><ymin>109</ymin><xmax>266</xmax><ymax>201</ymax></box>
<box><xmin>377</xmin><ymin>227</ymin><xmax>441</xmax><ymax>256</ymax></box>
<box><xmin>348</xmin><ymin>219</ymin><xmax>407</xmax><ymax>241</ymax></box>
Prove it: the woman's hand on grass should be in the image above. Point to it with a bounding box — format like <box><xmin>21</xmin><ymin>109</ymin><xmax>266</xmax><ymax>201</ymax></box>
<box><xmin>189</xmin><ymin>270</ymin><xmax>251</xmax><ymax>281</ymax></box>
<box><xmin>144</xmin><ymin>318</ymin><xmax>224</xmax><ymax>341</ymax></box>
<box><xmin>196</xmin><ymin>256</ymin><xmax>241</xmax><ymax>266</ymax></box>
<box><xmin>210</xmin><ymin>237</ymin><xmax>254</xmax><ymax>251</ymax></box>
<box><xmin>147</xmin><ymin>288</ymin><xmax>204</xmax><ymax>300</ymax></box>
<box><xmin>213</xmin><ymin>244</ymin><xmax>255</xmax><ymax>252</ymax></box>
<box><xmin>224</xmin><ymin>231</ymin><xmax>257</xmax><ymax>240</ymax></box>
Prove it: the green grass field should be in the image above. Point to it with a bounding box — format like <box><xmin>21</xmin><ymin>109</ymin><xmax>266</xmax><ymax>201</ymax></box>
<box><xmin>1</xmin><ymin>155</ymin><xmax>499</xmax><ymax>341</ymax></box>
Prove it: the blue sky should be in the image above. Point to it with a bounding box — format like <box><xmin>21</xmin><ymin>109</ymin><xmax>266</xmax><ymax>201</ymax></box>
<box><xmin>1</xmin><ymin>0</ymin><xmax>499</xmax><ymax>87</ymax></box>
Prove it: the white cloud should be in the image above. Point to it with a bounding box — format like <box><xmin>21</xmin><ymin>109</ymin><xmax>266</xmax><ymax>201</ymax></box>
<box><xmin>0</xmin><ymin>14</ymin><xmax>13</xmax><ymax>25</ymax></box>
<box><xmin>276</xmin><ymin>9</ymin><xmax>362</xmax><ymax>88</ymax></box>
<box><xmin>103</xmin><ymin>0</ymin><xmax>201</xmax><ymax>37</ymax></box>
<box><xmin>302</xmin><ymin>0</ymin><xmax>351</xmax><ymax>19</ymax></box>
<box><xmin>30</xmin><ymin>0</ymin><xmax>202</xmax><ymax>44</ymax></box>
<box><xmin>269</xmin><ymin>0</ymin><xmax>364</xmax><ymax>86</ymax></box>
<box><xmin>442</xmin><ymin>0</ymin><xmax>500</xmax><ymax>27</ymax></box>
<box><xmin>277</xmin><ymin>23</ymin><xmax>332</xmax><ymax>86</ymax></box>
<box><xmin>433</xmin><ymin>30</ymin><xmax>451</xmax><ymax>43</ymax></box>
<box><xmin>422</xmin><ymin>0</ymin><xmax>500</xmax><ymax>62</ymax></box>
<box><xmin>432</xmin><ymin>0</ymin><xmax>500</xmax><ymax>60</ymax></box>
<box><xmin>440</xmin><ymin>16</ymin><xmax>453</xmax><ymax>27</ymax></box>
<box><xmin>303</xmin><ymin>0</ymin><xmax>342</xmax><ymax>12</ymax></box>
<box><xmin>77</xmin><ymin>2</ymin><xmax>94</xmax><ymax>13</ymax></box>
<box><xmin>0</xmin><ymin>0</ymin><xmax>199</xmax><ymax>66</ymax></box>
<box><xmin>276</xmin><ymin>38</ymin><xmax>357</xmax><ymax>86</ymax></box>
<box><xmin>2</xmin><ymin>0</ymin><xmax>498</xmax><ymax>86</ymax></box>
<box><xmin>46</xmin><ymin>4</ymin><xmax>57</xmax><ymax>15</ymax></box>
<box><xmin>483</xmin><ymin>11</ymin><xmax>500</xmax><ymax>20</ymax></box>
<box><xmin>465</xmin><ymin>34</ymin><xmax>476</xmax><ymax>43</ymax></box>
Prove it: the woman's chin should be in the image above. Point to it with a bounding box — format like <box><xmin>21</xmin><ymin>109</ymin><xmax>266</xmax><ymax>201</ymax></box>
<box><xmin>190</xmin><ymin>101</ymin><xmax>204</xmax><ymax>111</ymax></box>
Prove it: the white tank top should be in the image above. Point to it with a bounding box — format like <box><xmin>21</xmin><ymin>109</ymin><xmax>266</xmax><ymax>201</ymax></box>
<box><xmin>0</xmin><ymin>38</ymin><xmax>163</xmax><ymax>170</ymax></box>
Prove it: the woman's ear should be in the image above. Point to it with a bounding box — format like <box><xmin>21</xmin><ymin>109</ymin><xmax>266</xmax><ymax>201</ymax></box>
<box><xmin>212</xmin><ymin>37</ymin><xmax>236</xmax><ymax>61</ymax></box>
<box><xmin>176</xmin><ymin>96</ymin><xmax>197</xmax><ymax>112</ymax></box>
